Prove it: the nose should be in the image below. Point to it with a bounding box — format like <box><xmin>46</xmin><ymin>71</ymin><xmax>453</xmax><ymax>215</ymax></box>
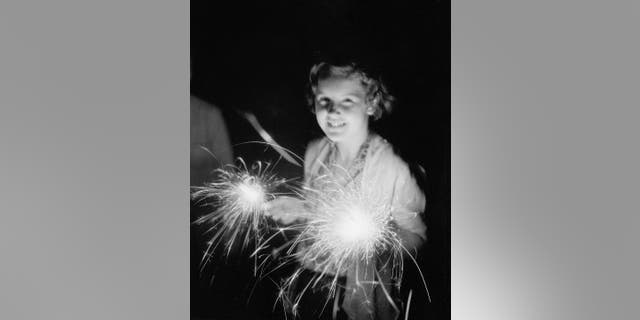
<box><xmin>327</xmin><ymin>103</ymin><xmax>340</xmax><ymax>114</ymax></box>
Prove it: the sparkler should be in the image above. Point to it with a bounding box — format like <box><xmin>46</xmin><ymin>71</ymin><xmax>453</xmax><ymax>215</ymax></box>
<box><xmin>301</xmin><ymin>183</ymin><xmax>400</xmax><ymax>268</ymax></box>
<box><xmin>274</xmin><ymin>179</ymin><xmax>407</xmax><ymax>317</ymax></box>
<box><xmin>192</xmin><ymin>159</ymin><xmax>288</xmax><ymax>262</ymax></box>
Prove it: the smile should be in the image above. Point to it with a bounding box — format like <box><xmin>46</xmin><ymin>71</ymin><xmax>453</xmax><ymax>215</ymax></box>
<box><xmin>327</xmin><ymin>120</ymin><xmax>346</xmax><ymax>128</ymax></box>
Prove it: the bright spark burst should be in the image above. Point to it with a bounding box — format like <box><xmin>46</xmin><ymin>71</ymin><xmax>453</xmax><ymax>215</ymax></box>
<box><xmin>274</xmin><ymin>181</ymin><xmax>406</xmax><ymax>317</ymax></box>
<box><xmin>192</xmin><ymin>159</ymin><xmax>287</xmax><ymax>261</ymax></box>
<box><xmin>335</xmin><ymin>207</ymin><xmax>377</xmax><ymax>243</ymax></box>
<box><xmin>304</xmin><ymin>186</ymin><xmax>396</xmax><ymax>265</ymax></box>
<box><xmin>234</xmin><ymin>179</ymin><xmax>266</xmax><ymax>212</ymax></box>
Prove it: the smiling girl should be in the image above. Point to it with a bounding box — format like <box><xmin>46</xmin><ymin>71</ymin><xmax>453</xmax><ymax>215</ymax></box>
<box><xmin>268</xmin><ymin>61</ymin><xmax>427</xmax><ymax>320</ymax></box>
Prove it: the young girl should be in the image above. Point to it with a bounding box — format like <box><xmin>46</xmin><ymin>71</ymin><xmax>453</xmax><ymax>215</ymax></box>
<box><xmin>267</xmin><ymin>61</ymin><xmax>426</xmax><ymax>320</ymax></box>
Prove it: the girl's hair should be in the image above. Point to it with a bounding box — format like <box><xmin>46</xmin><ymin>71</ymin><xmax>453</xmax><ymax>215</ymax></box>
<box><xmin>306</xmin><ymin>62</ymin><xmax>395</xmax><ymax>121</ymax></box>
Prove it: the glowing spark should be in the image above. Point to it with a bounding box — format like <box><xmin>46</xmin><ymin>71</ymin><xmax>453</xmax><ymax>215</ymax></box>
<box><xmin>405</xmin><ymin>289</ymin><xmax>413</xmax><ymax>320</ymax></box>
<box><xmin>274</xmin><ymin>180</ymin><xmax>406</xmax><ymax>317</ymax></box>
<box><xmin>308</xmin><ymin>194</ymin><xmax>393</xmax><ymax>265</ymax></box>
<box><xmin>304</xmin><ymin>182</ymin><xmax>398</xmax><ymax>265</ymax></box>
<box><xmin>234</xmin><ymin>178</ymin><xmax>266</xmax><ymax>212</ymax></box>
<box><xmin>333</xmin><ymin>205</ymin><xmax>381</xmax><ymax>247</ymax></box>
<box><xmin>191</xmin><ymin>159</ymin><xmax>287</xmax><ymax>261</ymax></box>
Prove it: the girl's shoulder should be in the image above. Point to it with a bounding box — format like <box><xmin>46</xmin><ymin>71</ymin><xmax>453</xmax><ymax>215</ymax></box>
<box><xmin>366</xmin><ymin>134</ymin><xmax>425</xmax><ymax>187</ymax></box>
<box><xmin>368</xmin><ymin>134</ymin><xmax>405</xmax><ymax>167</ymax></box>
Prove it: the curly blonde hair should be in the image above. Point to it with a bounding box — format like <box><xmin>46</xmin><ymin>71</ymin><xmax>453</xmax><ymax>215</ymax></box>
<box><xmin>306</xmin><ymin>62</ymin><xmax>395</xmax><ymax>121</ymax></box>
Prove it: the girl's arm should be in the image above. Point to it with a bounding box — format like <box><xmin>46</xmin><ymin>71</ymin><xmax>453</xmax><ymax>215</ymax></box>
<box><xmin>383</xmin><ymin>152</ymin><xmax>427</xmax><ymax>254</ymax></box>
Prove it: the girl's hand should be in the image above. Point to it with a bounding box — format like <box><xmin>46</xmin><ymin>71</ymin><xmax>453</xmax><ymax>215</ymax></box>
<box><xmin>264</xmin><ymin>196</ymin><xmax>308</xmax><ymax>225</ymax></box>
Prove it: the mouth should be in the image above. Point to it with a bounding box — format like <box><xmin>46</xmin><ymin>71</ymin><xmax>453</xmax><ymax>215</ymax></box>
<box><xmin>327</xmin><ymin>119</ymin><xmax>346</xmax><ymax>128</ymax></box>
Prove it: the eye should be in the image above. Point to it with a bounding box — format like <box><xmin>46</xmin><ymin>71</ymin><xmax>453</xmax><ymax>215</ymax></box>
<box><xmin>342</xmin><ymin>99</ymin><xmax>355</xmax><ymax>106</ymax></box>
<box><xmin>316</xmin><ymin>98</ymin><xmax>331</xmax><ymax>108</ymax></box>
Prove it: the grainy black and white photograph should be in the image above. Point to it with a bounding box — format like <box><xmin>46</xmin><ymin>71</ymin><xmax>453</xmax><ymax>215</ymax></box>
<box><xmin>190</xmin><ymin>1</ymin><xmax>450</xmax><ymax>319</ymax></box>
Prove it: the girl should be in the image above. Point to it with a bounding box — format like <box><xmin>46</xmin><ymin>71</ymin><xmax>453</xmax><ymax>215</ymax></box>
<box><xmin>267</xmin><ymin>61</ymin><xmax>426</xmax><ymax>320</ymax></box>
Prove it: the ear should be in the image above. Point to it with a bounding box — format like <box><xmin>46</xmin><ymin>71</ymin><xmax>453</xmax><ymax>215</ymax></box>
<box><xmin>366</xmin><ymin>107</ymin><xmax>375</xmax><ymax>115</ymax></box>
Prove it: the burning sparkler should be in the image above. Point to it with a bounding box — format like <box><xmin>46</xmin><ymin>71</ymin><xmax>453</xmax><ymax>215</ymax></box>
<box><xmin>301</xmin><ymin>184</ymin><xmax>400</xmax><ymax>267</ymax></box>
<box><xmin>192</xmin><ymin>159</ymin><xmax>288</xmax><ymax>262</ymax></box>
<box><xmin>273</xmin><ymin>179</ymin><xmax>407</xmax><ymax>317</ymax></box>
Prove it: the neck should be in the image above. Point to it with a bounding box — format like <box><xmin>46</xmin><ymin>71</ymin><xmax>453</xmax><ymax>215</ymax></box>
<box><xmin>335</xmin><ymin>129</ymin><xmax>370</xmax><ymax>164</ymax></box>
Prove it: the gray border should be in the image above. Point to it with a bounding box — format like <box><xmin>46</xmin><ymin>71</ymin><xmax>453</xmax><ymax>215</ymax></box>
<box><xmin>1</xmin><ymin>1</ymin><xmax>639</xmax><ymax>319</ymax></box>
<box><xmin>452</xmin><ymin>1</ymin><xmax>640</xmax><ymax>319</ymax></box>
<box><xmin>0</xmin><ymin>1</ymin><xmax>189</xmax><ymax>319</ymax></box>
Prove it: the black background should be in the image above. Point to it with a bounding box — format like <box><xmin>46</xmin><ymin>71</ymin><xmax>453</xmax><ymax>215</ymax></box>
<box><xmin>191</xmin><ymin>1</ymin><xmax>449</xmax><ymax>319</ymax></box>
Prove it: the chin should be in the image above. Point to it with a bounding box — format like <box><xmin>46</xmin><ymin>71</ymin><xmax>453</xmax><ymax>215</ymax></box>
<box><xmin>323</xmin><ymin>131</ymin><xmax>345</xmax><ymax>142</ymax></box>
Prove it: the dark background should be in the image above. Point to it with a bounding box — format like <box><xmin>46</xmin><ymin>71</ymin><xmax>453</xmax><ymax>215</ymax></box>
<box><xmin>191</xmin><ymin>1</ymin><xmax>449</xmax><ymax>319</ymax></box>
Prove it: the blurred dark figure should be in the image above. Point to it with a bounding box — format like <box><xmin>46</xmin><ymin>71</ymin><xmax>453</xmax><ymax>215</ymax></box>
<box><xmin>190</xmin><ymin>94</ymin><xmax>237</xmax><ymax>320</ymax></box>
<box><xmin>190</xmin><ymin>95</ymin><xmax>234</xmax><ymax>186</ymax></box>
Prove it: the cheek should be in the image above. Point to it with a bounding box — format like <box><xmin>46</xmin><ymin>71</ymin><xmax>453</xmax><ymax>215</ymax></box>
<box><xmin>315</xmin><ymin>109</ymin><xmax>327</xmax><ymax>124</ymax></box>
<box><xmin>345</xmin><ymin>107</ymin><xmax>369</xmax><ymax>122</ymax></box>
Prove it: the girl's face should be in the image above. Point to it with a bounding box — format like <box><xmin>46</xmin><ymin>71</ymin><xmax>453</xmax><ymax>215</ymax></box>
<box><xmin>314</xmin><ymin>76</ymin><xmax>370</xmax><ymax>144</ymax></box>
